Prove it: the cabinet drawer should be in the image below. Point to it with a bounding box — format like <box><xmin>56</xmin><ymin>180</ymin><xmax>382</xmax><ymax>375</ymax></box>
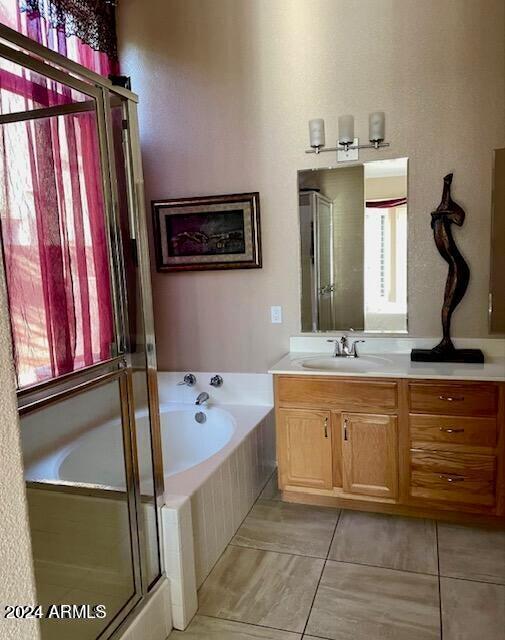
<box><xmin>410</xmin><ymin>449</ymin><xmax>496</xmax><ymax>507</ymax></box>
<box><xmin>409</xmin><ymin>414</ymin><xmax>497</xmax><ymax>448</ymax></box>
<box><xmin>408</xmin><ymin>382</ymin><xmax>498</xmax><ymax>416</ymax></box>
<box><xmin>276</xmin><ymin>376</ymin><xmax>397</xmax><ymax>411</ymax></box>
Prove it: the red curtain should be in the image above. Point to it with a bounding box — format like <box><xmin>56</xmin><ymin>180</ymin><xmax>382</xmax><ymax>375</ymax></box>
<box><xmin>365</xmin><ymin>197</ymin><xmax>407</xmax><ymax>208</ymax></box>
<box><xmin>0</xmin><ymin>1</ymin><xmax>116</xmax><ymax>387</ymax></box>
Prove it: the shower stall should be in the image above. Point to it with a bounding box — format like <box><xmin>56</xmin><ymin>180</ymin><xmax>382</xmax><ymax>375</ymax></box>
<box><xmin>0</xmin><ymin>23</ymin><xmax>164</xmax><ymax>640</ymax></box>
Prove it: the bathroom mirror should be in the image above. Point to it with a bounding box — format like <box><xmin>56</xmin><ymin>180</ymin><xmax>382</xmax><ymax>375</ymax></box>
<box><xmin>299</xmin><ymin>157</ymin><xmax>408</xmax><ymax>333</ymax></box>
<box><xmin>489</xmin><ymin>148</ymin><xmax>505</xmax><ymax>334</ymax></box>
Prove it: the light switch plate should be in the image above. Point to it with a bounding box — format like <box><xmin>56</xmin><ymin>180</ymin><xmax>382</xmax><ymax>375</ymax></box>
<box><xmin>271</xmin><ymin>306</ymin><xmax>282</xmax><ymax>324</ymax></box>
<box><xmin>337</xmin><ymin>137</ymin><xmax>359</xmax><ymax>162</ymax></box>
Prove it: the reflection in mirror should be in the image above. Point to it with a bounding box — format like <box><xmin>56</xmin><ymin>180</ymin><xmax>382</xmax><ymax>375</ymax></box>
<box><xmin>490</xmin><ymin>148</ymin><xmax>505</xmax><ymax>333</ymax></box>
<box><xmin>299</xmin><ymin>158</ymin><xmax>408</xmax><ymax>333</ymax></box>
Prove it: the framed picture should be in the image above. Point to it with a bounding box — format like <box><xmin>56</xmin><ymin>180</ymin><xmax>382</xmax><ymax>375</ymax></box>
<box><xmin>152</xmin><ymin>192</ymin><xmax>262</xmax><ymax>272</ymax></box>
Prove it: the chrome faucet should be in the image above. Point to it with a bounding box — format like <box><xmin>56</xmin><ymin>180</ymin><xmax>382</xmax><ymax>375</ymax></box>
<box><xmin>195</xmin><ymin>392</ymin><xmax>209</xmax><ymax>406</ymax></box>
<box><xmin>327</xmin><ymin>336</ymin><xmax>365</xmax><ymax>358</ymax></box>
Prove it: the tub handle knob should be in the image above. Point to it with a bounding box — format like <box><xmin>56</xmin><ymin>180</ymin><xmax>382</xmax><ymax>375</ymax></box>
<box><xmin>178</xmin><ymin>373</ymin><xmax>196</xmax><ymax>387</ymax></box>
<box><xmin>210</xmin><ymin>375</ymin><xmax>223</xmax><ymax>388</ymax></box>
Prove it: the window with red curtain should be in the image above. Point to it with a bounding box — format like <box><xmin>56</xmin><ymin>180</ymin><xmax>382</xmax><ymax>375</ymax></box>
<box><xmin>0</xmin><ymin>0</ymin><xmax>119</xmax><ymax>387</ymax></box>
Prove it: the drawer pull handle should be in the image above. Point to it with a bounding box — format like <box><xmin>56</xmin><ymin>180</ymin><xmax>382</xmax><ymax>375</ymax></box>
<box><xmin>324</xmin><ymin>417</ymin><xmax>328</xmax><ymax>438</ymax></box>
<box><xmin>343</xmin><ymin>418</ymin><xmax>348</xmax><ymax>441</ymax></box>
<box><xmin>439</xmin><ymin>473</ymin><xmax>465</xmax><ymax>483</ymax></box>
<box><xmin>439</xmin><ymin>395</ymin><xmax>464</xmax><ymax>402</ymax></box>
<box><xmin>439</xmin><ymin>427</ymin><xmax>465</xmax><ymax>434</ymax></box>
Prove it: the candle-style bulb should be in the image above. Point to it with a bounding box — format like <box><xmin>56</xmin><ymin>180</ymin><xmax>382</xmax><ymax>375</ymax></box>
<box><xmin>369</xmin><ymin>111</ymin><xmax>385</xmax><ymax>145</ymax></box>
<box><xmin>309</xmin><ymin>119</ymin><xmax>325</xmax><ymax>150</ymax></box>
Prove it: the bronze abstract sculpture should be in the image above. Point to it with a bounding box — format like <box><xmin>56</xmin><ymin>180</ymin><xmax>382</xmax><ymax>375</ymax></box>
<box><xmin>411</xmin><ymin>173</ymin><xmax>484</xmax><ymax>363</ymax></box>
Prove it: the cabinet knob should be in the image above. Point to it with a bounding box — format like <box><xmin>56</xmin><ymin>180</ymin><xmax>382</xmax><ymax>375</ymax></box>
<box><xmin>439</xmin><ymin>427</ymin><xmax>465</xmax><ymax>434</ymax></box>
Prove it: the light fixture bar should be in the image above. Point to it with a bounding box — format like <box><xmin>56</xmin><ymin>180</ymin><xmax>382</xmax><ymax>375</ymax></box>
<box><xmin>305</xmin><ymin>141</ymin><xmax>390</xmax><ymax>154</ymax></box>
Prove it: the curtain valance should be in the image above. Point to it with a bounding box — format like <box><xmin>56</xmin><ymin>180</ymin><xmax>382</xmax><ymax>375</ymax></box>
<box><xmin>21</xmin><ymin>0</ymin><xmax>118</xmax><ymax>59</ymax></box>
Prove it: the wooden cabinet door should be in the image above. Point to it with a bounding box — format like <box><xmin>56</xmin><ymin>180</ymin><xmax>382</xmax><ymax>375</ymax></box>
<box><xmin>342</xmin><ymin>413</ymin><xmax>398</xmax><ymax>500</ymax></box>
<box><xmin>278</xmin><ymin>408</ymin><xmax>333</xmax><ymax>490</ymax></box>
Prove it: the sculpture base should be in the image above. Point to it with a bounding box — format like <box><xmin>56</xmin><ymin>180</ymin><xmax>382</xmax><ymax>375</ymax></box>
<box><xmin>410</xmin><ymin>348</ymin><xmax>485</xmax><ymax>364</ymax></box>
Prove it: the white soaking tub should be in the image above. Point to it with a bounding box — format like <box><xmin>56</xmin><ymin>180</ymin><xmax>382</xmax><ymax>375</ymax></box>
<box><xmin>23</xmin><ymin>371</ymin><xmax>276</xmax><ymax>631</ymax></box>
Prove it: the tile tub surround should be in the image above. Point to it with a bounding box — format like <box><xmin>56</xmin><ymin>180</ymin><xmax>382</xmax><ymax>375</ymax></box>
<box><xmin>159</xmin><ymin>373</ymin><xmax>276</xmax><ymax>629</ymax></box>
<box><xmin>171</xmin><ymin>506</ymin><xmax>505</xmax><ymax>640</ymax></box>
<box><xmin>117</xmin><ymin>579</ymin><xmax>172</xmax><ymax>640</ymax></box>
<box><xmin>157</xmin><ymin>371</ymin><xmax>274</xmax><ymax>406</ymax></box>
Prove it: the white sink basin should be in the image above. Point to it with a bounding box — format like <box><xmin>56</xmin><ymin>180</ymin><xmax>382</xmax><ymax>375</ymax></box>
<box><xmin>299</xmin><ymin>355</ymin><xmax>393</xmax><ymax>373</ymax></box>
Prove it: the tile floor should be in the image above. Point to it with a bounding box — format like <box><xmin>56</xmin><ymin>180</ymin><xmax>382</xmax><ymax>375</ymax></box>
<box><xmin>170</xmin><ymin>471</ymin><xmax>505</xmax><ymax>640</ymax></box>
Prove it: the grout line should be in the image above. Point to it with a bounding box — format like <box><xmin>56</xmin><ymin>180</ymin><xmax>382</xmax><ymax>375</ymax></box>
<box><xmin>299</xmin><ymin>510</ymin><xmax>343</xmax><ymax>638</ymax></box>
<box><xmin>301</xmin><ymin>557</ymin><xmax>326</xmax><ymax>637</ymax></box>
<box><xmin>197</xmin><ymin>612</ymin><xmax>305</xmax><ymax>636</ymax></box>
<box><xmin>228</xmin><ymin>542</ymin><xmax>328</xmax><ymax>561</ymax></box>
<box><xmin>436</xmin><ymin>521</ymin><xmax>443</xmax><ymax>640</ymax></box>
<box><xmin>324</xmin><ymin>557</ymin><xmax>439</xmax><ymax>578</ymax></box>
<box><xmin>438</xmin><ymin>573</ymin><xmax>505</xmax><ymax>587</ymax></box>
<box><xmin>325</xmin><ymin>508</ymin><xmax>342</xmax><ymax>560</ymax></box>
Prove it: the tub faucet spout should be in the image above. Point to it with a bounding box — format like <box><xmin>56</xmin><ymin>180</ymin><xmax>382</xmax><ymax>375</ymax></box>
<box><xmin>195</xmin><ymin>392</ymin><xmax>209</xmax><ymax>406</ymax></box>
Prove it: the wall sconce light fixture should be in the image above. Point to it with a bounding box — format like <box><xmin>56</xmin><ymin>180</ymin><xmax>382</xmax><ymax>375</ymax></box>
<box><xmin>307</xmin><ymin>112</ymin><xmax>390</xmax><ymax>160</ymax></box>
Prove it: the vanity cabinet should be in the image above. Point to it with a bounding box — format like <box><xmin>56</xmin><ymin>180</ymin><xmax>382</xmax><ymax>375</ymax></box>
<box><xmin>341</xmin><ymin>413</ymin><xmax>398</xmax><ymax>500</ymax></box>
<box><xmin>277</xmin><ymin>408</ymin><xmax>333</xmax><ymax>489</ymax></box>
<box><xmin>274</xmin><ymin>374</ymin><xmax>505</xmax><ymax>523</ymax></box>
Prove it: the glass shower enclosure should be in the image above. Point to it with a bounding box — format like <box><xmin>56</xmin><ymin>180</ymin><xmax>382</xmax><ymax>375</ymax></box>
<box><xmin>0</xmin><ymin>23</ymin><xmax>164</xmax><ymax>640</ymax></box>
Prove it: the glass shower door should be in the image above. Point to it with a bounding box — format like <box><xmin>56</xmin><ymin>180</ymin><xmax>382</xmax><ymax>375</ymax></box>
<box><xmin>0</xmin><ymin>31</ymin><xmax>164</xmax><ymax>639</ymax></box>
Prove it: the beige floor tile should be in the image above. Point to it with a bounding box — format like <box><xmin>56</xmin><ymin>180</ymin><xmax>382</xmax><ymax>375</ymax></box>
<box><xmin>328</xmin><ymin>510</ymin><xmax>438</xmax><ymax>574</ymax></box>
<box><xmin>170</xmin><ymin>614</ymin><xmax>301</xmax><ymax>638</ymax></box>
<box><xmin>259</xmin><ymin>471</ymin><xmax>282</xmax><ymax>501</ymax></box>
<box><xmin>441</xmin><ymin>577</ymin><xmax>505</xmax><ymax>640</ymax></box>
<box><xmin>198</xmin><ymin>546</ymin><xmax>324</xmax><ymax>633</ymax></box>
<box><xmin>232</xmin><ymin>499</ymin><xmax>339</xmax><ymax>557</ymax></box>
<box><xmin>438</xmin><ymin>523</ymin><xmax>505</xmax><ymax>584</ymax></box>
<box><xmin>306</xmin><ymin>560</ymin><xmax>440</xmax><ymax>640</ymax></box>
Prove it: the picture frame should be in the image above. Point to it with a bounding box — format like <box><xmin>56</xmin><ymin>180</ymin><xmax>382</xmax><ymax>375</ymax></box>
<box><xmin>152</xmin><ymin>192</ymin><xmax>262</xmax><ymax>272</ymax></box>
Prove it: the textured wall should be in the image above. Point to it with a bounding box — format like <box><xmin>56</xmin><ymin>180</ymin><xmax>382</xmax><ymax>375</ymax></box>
<box><xmin>118</xmin><ymin>0</ymin><xmax>505</xmax><ymax>373</ymax></box>
<box><xmin>0</xmin><ymin>268</ymin><xmax>39</xmax><ymax>639</ymax></box>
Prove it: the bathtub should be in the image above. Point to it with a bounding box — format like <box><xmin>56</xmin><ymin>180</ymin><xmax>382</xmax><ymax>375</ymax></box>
<box><xmin>23</xmin><ymin>371</ymin><xmax>276</xmax><ymax>631</ymax></box>
<box><xmin>25</xmin><ymin>402</ymin><xmax>273</xmax><ymax>500</ymax></box>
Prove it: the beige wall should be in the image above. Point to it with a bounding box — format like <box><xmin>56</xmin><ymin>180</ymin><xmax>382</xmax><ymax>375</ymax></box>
<box><xmin>366</xmin><ymin>175</ymin><xmax>407</xmax><ymax>201</ymax></box>
<box><xmin>0</xmin><ymin>269</ymin><xmax>39</xmax><ymax>639</ymax></box>
<box><xmin>118</xmin><ymin>0</ymin><xmax>505</xmax><ymax>373</ymax></box>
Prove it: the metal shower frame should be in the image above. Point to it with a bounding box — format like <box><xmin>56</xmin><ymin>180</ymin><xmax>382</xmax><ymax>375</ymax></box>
<box><xmin>0</xmin><ymin>21</ymin><xmax>166</xmax><ymax>640</ymax></box>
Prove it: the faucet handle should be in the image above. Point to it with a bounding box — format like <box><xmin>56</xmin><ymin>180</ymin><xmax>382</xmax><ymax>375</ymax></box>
<box><xmin>350</xmin><ymin>339</ymin><xmax>365</xmax><ymax>357</ymax></box>
<box><xmin>327</xmin><ymin>339</ymin><xmax>341</xmax><ymax>356</ymax></box>
<box><xmin>178</xmin><ymin>373</ymin><xmax>196</xmax><ymax>386</ymax></box>
<box><xmin>210</xmin><ymin>375</ymin><xmax>223</xmax><ymax>388</ymax></box>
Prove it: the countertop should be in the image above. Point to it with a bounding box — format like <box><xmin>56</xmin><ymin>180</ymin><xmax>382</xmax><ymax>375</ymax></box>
<box><xmin>268</xmin><ymin>352</ymin><xmax>505</xmax><ymax>382</ymax></box>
